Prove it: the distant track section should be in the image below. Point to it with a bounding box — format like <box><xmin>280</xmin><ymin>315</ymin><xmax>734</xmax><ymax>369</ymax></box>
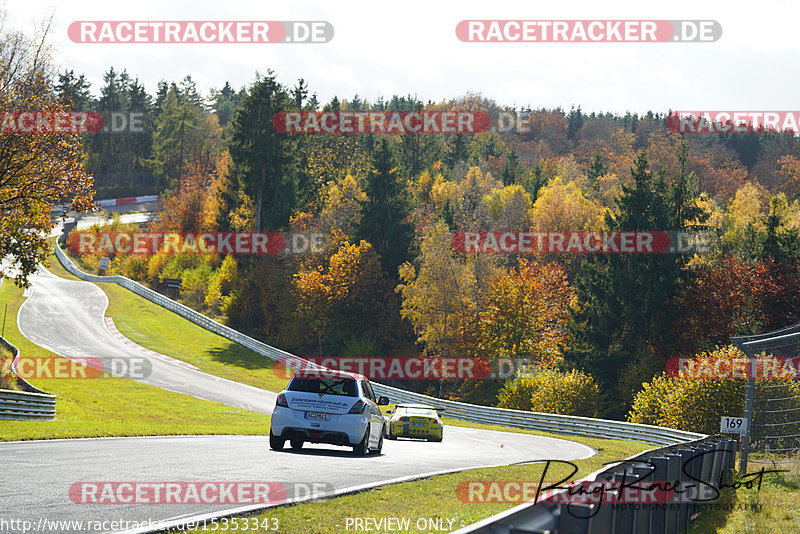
<box><xmin>96</xmin><ymin>195</ymin><xmax>161</xmax><ymax>207</ymax></box>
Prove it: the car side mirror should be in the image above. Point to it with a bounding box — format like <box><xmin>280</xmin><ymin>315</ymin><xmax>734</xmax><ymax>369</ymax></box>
<box><xmin>378</xmin><ymin>396</ymin><xmax>390</xmax><ymax>406</ymax></box>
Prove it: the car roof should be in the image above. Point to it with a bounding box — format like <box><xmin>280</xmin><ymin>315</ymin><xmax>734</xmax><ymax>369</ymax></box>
<box><xmin>291</xmin><ymin>368</ymin><xmax>366</xmax><ymax>381</ymax></box>
<box><xmin>396</xmin><ymin>403</ymin><xmax>437</xmax><ymax>410</ymax></box>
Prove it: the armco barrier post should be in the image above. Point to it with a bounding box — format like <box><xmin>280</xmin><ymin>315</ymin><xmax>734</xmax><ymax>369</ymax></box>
<box><xmin>588</xmin><ymin>498</ymin><xmax>613</xmax><ymax>534</ymax></box>
<box><xmin>676</xmin><ymin>447</ymin><xmax>698</xmax><ymax>531</ymax></box>
<box><xmin>699</xmin><ymin>443</ymin><xmax>717</xmax><ymax>503</ymax></box>
<box><xmin>710</xmin><ymin>441</ymin><xmax>726</xmax><ymax>490</ymax></box>
<box><xmin>686</xmin><ymin>446</ymin><xmax>703</xmax><ymax>521</ymax></box>
<box><xmin>507</xmin><ymin>502</ymin><xmax>559</xmax><ymax>533</ymax></box>
<box><xmin>697</xmin><ymin>442</ymin><xmax>718</xmax><ymax>516</ymax></box>
<box><xmin>632</xmin><ymin>465</ymin><xmax>655</xmax><ymax>533</ymax></box>
<box><xmin>648</xmin><ymin>456</ymin><xmax>670</xmax><ymax>534</ymax></box>
<box><xmin>664</xmin><ymin>453</ymin><xmax>683</xmax><ymax>534</ymax></box>
<box><xmin>555</xmin><ymin>502</ymin><xmax>592</xmax><ymax>534</ymax></box>
<box><xmin>722</xmin><ymin>440</ymin><xmax>736</xmax><ymax>483</ymax></box>
<box><xmin>610</xmin><ymin>472</ymin><xmax>637</xmax><ymax>534</ymax></box>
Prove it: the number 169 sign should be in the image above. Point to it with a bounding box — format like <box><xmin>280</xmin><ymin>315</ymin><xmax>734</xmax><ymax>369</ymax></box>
<box><xmin>721</xmin><ymin>416</ymin><xmax>748</xmax><ymax>435</ymax></box>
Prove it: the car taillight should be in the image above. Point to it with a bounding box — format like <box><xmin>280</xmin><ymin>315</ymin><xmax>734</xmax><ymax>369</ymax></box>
<box><xmin>276</xmin><ymin>393</ymin><xmax>288</xmax><ymax>408</ymax></box>
<box><xmin>348</xmin><ymin>400</ymin><xmax>365</xmax><ymax>414</ymax></box>
<box><xmin>402</xmin><ymin>417</ymin><xmax>409</xmax><ymax>422</ymax></box>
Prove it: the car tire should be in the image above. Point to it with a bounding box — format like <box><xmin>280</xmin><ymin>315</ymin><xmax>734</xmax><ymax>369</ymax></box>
<box><xmin>429</xmin><ymin>430</ymin><xmax>443</xmax><ymax>442</ymax></box>
<box><xmin>371</xmin><ymin>427</ymin><xmax>384</xmax><ymax>454</ymax></box>
<box><xmin>353</xmin><ymin>428</ymin><xmax>370</xmax><ymax>455</ymax></box>
<box><xmin>387</xmin><ymin>426</ymin><xmax>397</xmax><ymax>440</ymax></box>
<box><xmin>269</xmin><ymin>431</ymin><xmax>285</xmax><ymax>451</ymax></box>
<box><xmin>290</xmin><ymin>439</ymin><xmax>304</xmax><ymax>450</ymax></box>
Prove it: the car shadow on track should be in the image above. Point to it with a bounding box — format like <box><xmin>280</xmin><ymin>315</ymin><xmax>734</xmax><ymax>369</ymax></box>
<box><xmin>273</xmin><ymin>447</ymin><xmax>385</xmax><ymax>458</ymax></box>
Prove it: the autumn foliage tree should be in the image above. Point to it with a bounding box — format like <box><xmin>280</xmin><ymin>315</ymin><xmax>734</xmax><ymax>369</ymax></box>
<box><xmin>471</xmin><ymin>260</ymin><xmax>575</xmax><ymax>367</ymax></box>
<box><xmin>498</xmin><ymin>368</ymin><xmax>602</xmax><ymax>416</ymax></box>
<box><xmin>628</xmin><ymin>345</ymin><xmax>745</xmax><ymax>433</ymax></box>
<box><xmin>0</xmin><ymin>23</ymin><xmax>94</xmax><ymax>286</ymax></box>
<box><xmin>397</xmin><ymin>220</ymin><xmax>490</xmax><ymax>361</ymax></box>
<box><xmin>675</xmin><ymin>256</ymin><xmax>783</xmax><ymax>354</ymax></box>
<box><xmin>294</xmin><ymin>239</ymin><xmax>398</xmax><ymax>354</ymax></box>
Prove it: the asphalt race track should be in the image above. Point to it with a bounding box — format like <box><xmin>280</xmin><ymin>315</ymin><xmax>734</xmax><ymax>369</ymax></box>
<box><xmin>1</xmin><ymin>433</ymin><xmax>594</xmax><ymax>534</ymax></box>
<box><xmin>17</xmin><ymin>267</ymin><xmax>276</xmax><ymax>414</ymax></box>
<box><xmin>3</xmin><ymin>256</ymin><xmax>596</xmax><ymax>533</ymax></box>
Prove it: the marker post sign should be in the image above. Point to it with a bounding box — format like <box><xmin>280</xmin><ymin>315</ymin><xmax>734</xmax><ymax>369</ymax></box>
<box><xmin>721</xmin><ymin>416</ymin><xmax>748</xmax><ymax>435</ymax></box>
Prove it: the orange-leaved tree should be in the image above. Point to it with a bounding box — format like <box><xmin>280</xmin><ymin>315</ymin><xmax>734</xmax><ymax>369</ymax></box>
<box><xmin>472</xmin><ymin>259</ymin><xmax>576</xmax><ymax>367</ymax></box>
<box><xmin>0</xmin><ymin>22</ymin><xmax>94</xmax><ymax>286</ymax></box>
<box><xmin>674</xmin><ymin>255</ymin><xmax>782</xmax><ymax>354</ymax></box>
<box><xmin>294</xmin><ymin>239</ymin><xmax>397</xmax><ymax>354</ymax></box>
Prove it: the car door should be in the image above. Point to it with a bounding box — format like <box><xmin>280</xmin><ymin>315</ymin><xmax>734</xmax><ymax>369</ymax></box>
<box><xmin>360</xmin><ymin>380</ymin><xmax>382</xmax><ymax>445</ymax></box>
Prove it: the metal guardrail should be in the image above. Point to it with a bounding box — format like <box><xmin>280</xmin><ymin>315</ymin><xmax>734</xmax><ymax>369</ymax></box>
<box><xmin>369</xmin><ymin>382</ymin><xmax>705</xmax><ymax>447</ymax></box>
<box><xmin>452</xmin><ymin>435</ymin><xmax>737</xmax><ymax>534</ymax></box>
<box><xmin>55</xmin><ymin>243</ymin><xmax>299</xmax><ymax>363</ymax></box>
<box><xmin>0</xmin><ymin>335</ymin><xmax>57</xmax><ymax>421</ymax></box>
<box><xmin>54</xmin><ymin>242</ymin><xmax>705</xmax><ymax>447</ymax></box>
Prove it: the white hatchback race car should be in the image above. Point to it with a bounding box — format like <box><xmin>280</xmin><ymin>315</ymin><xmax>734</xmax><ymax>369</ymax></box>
<box><xmin>269</xmin><ymin>370</ymin><xmax>390</xmax><ymax>455</ymax></box>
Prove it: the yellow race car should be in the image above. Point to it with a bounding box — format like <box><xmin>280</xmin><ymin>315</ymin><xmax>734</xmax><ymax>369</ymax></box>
<box><xmin>384</xmin><ymin>403</ymin><xmax>444</xmax><ymax>442</ymax></box>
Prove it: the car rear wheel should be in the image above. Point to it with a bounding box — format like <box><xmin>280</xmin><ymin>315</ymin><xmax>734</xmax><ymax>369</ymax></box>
<box><xmin>386</xmin><ymin>426</ymin><xmax>397</xmax><ymax>440</ymax></box>
<box><xmin>353</xmin><ymin>428</ymin><xmax>370</xmax><ymax>455</ymax></box>
<box><xmin>371</xmin><ymin>427</ymin><xmax>384</xmax><ymax>454</ymax></box>
<box><xmin>269</xmin><ymin>431</ymin><xmax>285</xmax><ymax>451</ymax></box>
<box><xmin>290</xmin><ymin>439</ymin><xmax>304</xmax><ymax>450</ymax></box>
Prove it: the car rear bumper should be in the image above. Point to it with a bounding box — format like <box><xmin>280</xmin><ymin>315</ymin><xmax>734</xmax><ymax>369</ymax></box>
<box><xmin>389</xmin><ymin>421</ymin><xmax>442</xmax><ymax>439</ymax></box>
<box><xmin>278</xmin><ymin>427</ymin><xmax>353</xmax><ymax>446</ymax></box>
<box><xmin>270</xmin><ymin>406</ymin><xmax>366</xmax><ymax>445</ymax></box>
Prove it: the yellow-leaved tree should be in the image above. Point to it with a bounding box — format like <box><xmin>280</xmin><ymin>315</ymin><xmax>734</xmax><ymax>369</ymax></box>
<box><xmin>294</xmin><ymin>239</ymin><xmax>397</xmax><ymax>355</ymax></box>
<box><xmin>1</xmin><ymin>20</ymin><xmax>94</xmax><ymax>286</ymax></box>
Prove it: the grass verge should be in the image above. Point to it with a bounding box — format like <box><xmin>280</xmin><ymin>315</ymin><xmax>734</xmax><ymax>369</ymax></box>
<box><xmin>0</xmin><ymin>280</ymin><xmax>268</xmax><ymax>441</ymax></box>
<box><xmin>46</xmin><ymin>241</ymin><xmax>290</xmax><ymax>394</ymax></box>
<box><xmin>689</xmin><ymin>456</ymin><xmax>800</xmax><ymax>534</ymax></box>
<box><xmin>181</xmin><ymin>437</ymin><xmax>650</xmax><ymax>534</ymax></box>
<box><xmin>38</xmin><ymin>239</ymin><xmax>799</xmax><ymax>533</ymax></box>
<box><xmin>12</xmin><ymin>255</ymin><xmax>672</xmax><ymax>533</ymax></box>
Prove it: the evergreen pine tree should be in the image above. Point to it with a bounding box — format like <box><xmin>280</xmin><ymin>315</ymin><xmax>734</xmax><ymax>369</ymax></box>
<box><xmin>356</xmin><ymin>138</ymin><xmax>414</xmax><ymax>277</ymax></box>
<box><xmin>568</xmin><ymin>151</ymin><xmax>691</xmax><ymax>414</ymax></box>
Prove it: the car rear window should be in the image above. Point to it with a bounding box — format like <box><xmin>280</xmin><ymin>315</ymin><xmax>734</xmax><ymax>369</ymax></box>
<box><xmin>399</xmin><ymin>408</ymin><xmax>436</xmax><ymax>417</ymax></box>
<box><xmin>287</xmin><ymin>377</ymin><xmax>359</xmax><ymax>397</ymax></box>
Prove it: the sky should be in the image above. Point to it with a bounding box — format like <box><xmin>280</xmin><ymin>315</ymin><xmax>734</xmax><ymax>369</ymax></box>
<box><xmin>3</xmin><ymin>0</ymin><xmax>798</xmax><ymax>114</ymax></box>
